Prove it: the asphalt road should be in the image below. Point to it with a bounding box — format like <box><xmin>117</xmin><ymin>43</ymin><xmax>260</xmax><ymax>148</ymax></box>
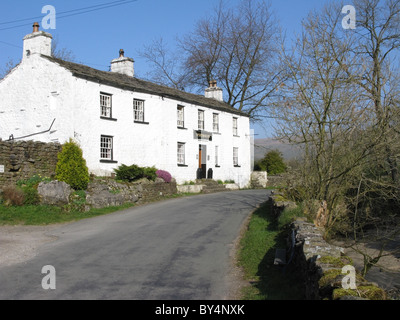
<box><xmin>0</xmin><ymin>189</ymin><xmax>269</xmax><ymax>300</ymax></box>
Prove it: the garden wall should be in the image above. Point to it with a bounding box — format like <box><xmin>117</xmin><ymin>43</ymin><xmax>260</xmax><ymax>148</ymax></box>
<box><xmin>0</xmin><ymin>140</ymin><xmax>61</xmax><ymax>190</ymax></box>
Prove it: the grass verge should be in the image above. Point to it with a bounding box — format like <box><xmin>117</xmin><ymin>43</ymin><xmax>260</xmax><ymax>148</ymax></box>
<box><xmin>0</xmin><ymin>192</ymin><xmax>200</xmax><ymax>226</ymax></box>
<box><xmin>237</xmin><ymin>200</ymin><xmax>304</xmax><ymax>300</ymax></box>
<box><xmin>0</xmin><ymin>203</ymin><xmax>136</xmax><ymax>226</ymax></box>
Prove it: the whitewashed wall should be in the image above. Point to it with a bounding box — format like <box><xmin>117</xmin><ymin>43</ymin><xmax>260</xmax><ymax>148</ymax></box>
<box><xmin>0</xmin><ymin>54</ymin><xmax>252</xmax><ymax>188</ymax></box>
<box><xmin>0</xmin><ymin>53</ymin><xmax>74</xmax><ymax>143</ymax></box>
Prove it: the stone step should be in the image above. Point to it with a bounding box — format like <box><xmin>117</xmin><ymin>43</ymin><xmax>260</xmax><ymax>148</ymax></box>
<box><xmin>201</xmin><ymin>185</ymin><xmax>228</xmax><ymax>194</ymax></box>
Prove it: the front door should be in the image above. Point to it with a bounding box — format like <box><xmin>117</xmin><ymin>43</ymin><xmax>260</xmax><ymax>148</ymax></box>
<box><xmin>199</xmin><ymin>145</ymin><xmax>207</xmax><ymax>179</ymax></box>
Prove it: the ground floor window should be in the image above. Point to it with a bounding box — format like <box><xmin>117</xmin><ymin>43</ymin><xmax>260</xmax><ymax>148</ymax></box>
<box><xmin>215</xmin><ymin>145</ymin><xmax>220</xmax><ymax>167</ymax></box>
<box><xmin>101</xmin><ymin>135</ymin><xmax>113</xmax><ymax>161</ymax></box>
<box><xmin>177</xmin><ymin>142</ymin><xmax>186</xmax><ymax>165</ymax></box>
<box><xmin>233</xmin><ymin>147</ymin><xmax>239</xmax><ymax>166</ymax></box>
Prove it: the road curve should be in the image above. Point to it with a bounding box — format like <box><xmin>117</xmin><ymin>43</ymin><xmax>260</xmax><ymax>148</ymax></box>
<box><xmin>0</xmin><ymin>189</ymin><xmax>269</xmax><ymax>300</ymax></box>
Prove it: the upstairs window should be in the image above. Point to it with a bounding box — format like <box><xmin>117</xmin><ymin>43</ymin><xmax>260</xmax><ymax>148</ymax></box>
<box><xmin>100</xmin><ymin>93</ymin><xmax>112</xmax><ymax>118</ymax></box>
<box><xmin>133</xmin><ymin>99</ymin><xmax>145</xmax><ymax>123</ymax></box>
<box><xmin>198</xmin><ymin>110</ymin><xmax>205</xmax><ymax>131</ymax></box>
<box><xmin>177</xmin><ymin>106</ymin><xmax>185</xmax><ymax>128</ymax></box>
<box><xmin>233</xmin><ymin>117</ymin><xmax>238</xmax><ymax>136</ymax></box>
<box><xmin>213</xmin><ymin>113</ymin><xmax>219</xmax><ymax>133</ymax></box>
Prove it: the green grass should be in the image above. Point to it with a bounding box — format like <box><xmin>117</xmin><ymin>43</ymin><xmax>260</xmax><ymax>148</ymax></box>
<box><xmin>238</xmin><ymin>201</ymin><xmax>304</xmax><ymax>300</ymax></box>
<box><xmin>0</xmin><ymin>203</ymin><xmax>135</xmax><ymax>226</ymax></box>
<box><xmin>0</xmin><ymin>192</ymin><xmax>200</xmax><ymax>226</ymax></box>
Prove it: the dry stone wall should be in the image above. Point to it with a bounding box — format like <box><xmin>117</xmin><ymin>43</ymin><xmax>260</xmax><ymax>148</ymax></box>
<box><xmin>0</xmin><ymin>140</ymin><xmax>61</xmax><ymax>190</ymax></box>
<box><xmin>269</xmin><ymin>192</ymin><xmax>387</xmax><ymax>300</ymax></box>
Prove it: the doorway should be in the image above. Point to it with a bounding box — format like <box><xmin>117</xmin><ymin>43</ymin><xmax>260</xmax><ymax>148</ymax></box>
<box><xmin>198</xmin><ymin>144</ymin><xmax>207</xmax><ymax>179</ymax></box>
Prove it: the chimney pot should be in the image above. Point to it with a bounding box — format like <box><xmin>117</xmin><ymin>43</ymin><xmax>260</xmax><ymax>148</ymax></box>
<box><xmin>119</xmin><ymin>49</ymin><xmax>125</xmax><ymax>57</ymax></box>
<box><xmin>210</xmin><ymin>80</ymin><xmax>217</xmax><ymax>88</ymax></box>
<box><xmin>33</xmin><ymin>22</ymin><xmax>40</xmax><ymax>33</ymax></box>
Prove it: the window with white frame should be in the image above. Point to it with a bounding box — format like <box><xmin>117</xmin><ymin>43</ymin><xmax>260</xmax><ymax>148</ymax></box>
<box><xmin>100</xmin><ymin>93</ymin><xmax>112</xmax><ymax>118</ymax></box>
<box><xmin>215</xmin><ymin>145</ymin><xmax>219</xmax><ymax>167</ymax></box>
<box><xmin>177</xmin><ymin>105</ymin><xmax>185</xmax><ymax>128</ymax></box>
<box><xmin>177</xmin><ymin>142</ymin><xmax>186</xmax><ymax>165</ymax></box>
<box><xmin>198</xmin><ymin>110</ymin><xmax>205</xmax><ymax>130</ymax></box>
<box><xmin>100</xmin><ymin>135</ymin><xmax>113</xmax><ymax>161</ymax></box>
<box><xmin>213</xmin><ymin>113</ymin><xmax>219</xmax><ymax>133</ymax></box>
<box><xmin>233</xmin><ymin>147</ymin><xmax>239</xmax><ymax>166</ymax></box>
<box><xmin>233</xmin><ymin>117</ymin><xmax>238</xmax><ymax>136</ymax></box>
<box><xmin>133</xmin><ymin>99</ymin><xmax>145</xmax><ymax>122</ymax></box>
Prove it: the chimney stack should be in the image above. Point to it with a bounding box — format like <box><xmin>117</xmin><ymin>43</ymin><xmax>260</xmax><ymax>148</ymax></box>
<box><xmin>205</xmin><ymin>80</ymin><xmax>223</xmax><ymax>102</ymax></box>
<box><xmin>111</xmin><ymin>49</ymin><xmax>135</xmax><ymax>77</ymax></box>
<box><xmin>22</xmin><ymin>22</ymin><xmax>53</xmax><ymax>60</ymax></box>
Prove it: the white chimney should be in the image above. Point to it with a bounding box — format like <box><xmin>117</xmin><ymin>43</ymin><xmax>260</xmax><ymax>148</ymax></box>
<box><xmin>110</xmin><ymin>49</ymin><xmax>134</xmax><ymax>77</ymax></box>
<box><xmin>205</xmin><ymin>80</ymin><xmax>223</xmax><ymax>102</ymax></box>
<box><xmin>23</xmin><ymin>22</ymin><xmax>52</xmax><ymax>60</ymax></box>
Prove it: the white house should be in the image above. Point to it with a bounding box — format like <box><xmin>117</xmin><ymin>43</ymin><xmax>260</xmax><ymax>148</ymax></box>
<box><xmin>0</xmin><ymin>23</ymin><xmax>253</xmax><ymax>188</ymax></box>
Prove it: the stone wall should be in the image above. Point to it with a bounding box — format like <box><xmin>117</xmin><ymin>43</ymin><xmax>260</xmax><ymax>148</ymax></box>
<box><xmin>290</xmin><ymin>219</ymin><xmax>344</xmax><ymax>300</ymax></box>
<box><xmin>0</xmin><ymin>140</ymin><xmax>61</xmax><ymax>190</ymax></box>
<box><xmin>85</xmin><ymin>178</ymin><xmax>178</xmax><ymax>209</ymax></box>
<box><xmin>269</xmin><ymin>194</ymin><xmax>387</xmax><ymax>300</ymax></box>
<box><xmin>250</xmin><ymin>171</ymin><xmax>268</xmax><ymax>188</ymax></box>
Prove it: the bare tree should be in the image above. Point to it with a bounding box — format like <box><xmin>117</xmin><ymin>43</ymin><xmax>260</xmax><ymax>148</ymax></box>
<box><xmin>276</xmin><ymin>0</ymin><xmax>400</xmax><ymax>276</ymax></box>
<box><xmin>140</xmin><ymin>0</ymin><xmax>284</xmax><ymax>119</ymax></box>
<box><xmin>332</xmin><ymin>0</ymin><xmax>400</xmax><ymax>185</ymax></box>
<box><xmin>274</xmin><ymin>2</ymin><xmax>380</xmax><ymax>222</ymax></box>
<box><xmin>0</xmin><ymin>58</ymin><xmax>19</xmax><ymax>80</ymax></box>
<box><xmin>138</xmin><ymin>38</ymin><xmax>189</xmax><ymax>90</ymax></box>
<box><xmin>51</xmin><ymin>35</ymin><xmax>76</xmax><ymax>62</ymax></box>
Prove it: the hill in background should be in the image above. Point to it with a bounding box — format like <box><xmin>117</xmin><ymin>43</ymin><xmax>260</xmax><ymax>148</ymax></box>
<box><xmin>254</xmin><ymin>138</ymin><xmax>301</xmax><ymax>161</ymax></box>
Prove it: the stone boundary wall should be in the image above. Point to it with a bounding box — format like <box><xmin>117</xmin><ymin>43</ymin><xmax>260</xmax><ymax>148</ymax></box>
<box><xmin>0</xmin><ymin>140</ymin><xmax>62</xmax><ymax>190</ymax></box>
<box><xmin>269</xmin><ymin>193</ymin><xmax>387</xmax><ymax>300</ymax></box>
<box><xmin>290</xmin><ymin>219</ymin><xmax>344</xmax><ymax>300</ymax></box>
<box><xmin>84</xmin><ymin>178</ymin><xmax>178</xmax><ymax>209</ymax></box>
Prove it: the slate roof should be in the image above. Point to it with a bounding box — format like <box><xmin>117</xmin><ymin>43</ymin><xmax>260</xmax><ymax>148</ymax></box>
<box><xmin>42</xmin><ymin>55</ymin><xmax>249</xmax><ymax>117</ymax></box>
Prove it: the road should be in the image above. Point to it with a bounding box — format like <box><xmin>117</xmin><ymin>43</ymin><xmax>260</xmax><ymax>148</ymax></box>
<box><xmin>0</xmin><ymin>189</ymin><xmax>269</xmax><ymax>300</ymax></box>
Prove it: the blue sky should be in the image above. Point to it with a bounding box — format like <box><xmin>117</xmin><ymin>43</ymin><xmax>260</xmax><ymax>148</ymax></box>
<box><xmin>0</xmin><ymin>0</ymin><xmax>335</xmax><ymax>138</ymax></box>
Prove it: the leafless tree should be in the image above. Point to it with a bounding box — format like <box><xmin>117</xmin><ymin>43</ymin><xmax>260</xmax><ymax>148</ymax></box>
<box><xmin>140</xmin><ymin>0</ymin><xmax>285</xmax><ymax>119</ymax></box>
<box><xmin>51</xmin><ymin>35</ymin><xmax>76</xmax><ymax>62</ymax></box>
<box><xmin>0</xmin><ymin>58</ymin><xmax>18</xmax><ymax>80</ymax></box>
<box><xmin>274</xmin><ymin>2</ymin><xmax>380</xmax><ymax>222</ymax></box>
<box><xmin>138</xmin><ymin>38</ymin><xmax>189</xmax><ymax>90</ymax></box>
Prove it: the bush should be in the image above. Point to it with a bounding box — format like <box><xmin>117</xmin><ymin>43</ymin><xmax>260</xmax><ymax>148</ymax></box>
<box><xmin>143</xmin><ymin>167</ymin><xmax>157</xmax><ymax>181</ymax></box>
<box><xmin>114</xmin><ymin>164</ymin><xmax>144</xmax><ymax>182</ymax></box>
<box><xmin>55</xmin><ymin>139</ymin><xmax>90</xmax><ymax>190</ymax></box>
<box><xmin>255</xmin><ymin>150</ymin><xmax>287</xmax><ymax>175</ymax></box>
<box><xmin>2</xmin><ymin>186</ymin><xmax>25</xmax><ymax>206</ymax></box>
<box><xmin>156</xmin><ymin>170</ymin><xmax>172</xmax><ymax>183</ymax></box>
<box><xmin>21</xmin><ymin>186</ymin><xmax>40</xmax><ymax>205</ymax></box>
<box><xmin>114</xmin><ymin>164</ymin><xmax>160</xmax><ymax>182</ymax></box>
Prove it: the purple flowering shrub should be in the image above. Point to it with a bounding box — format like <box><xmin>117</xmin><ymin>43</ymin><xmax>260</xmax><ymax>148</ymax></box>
<box><xmin>156</xmin><ymin>170</ymin><xmax>172</xmax><ymax>183</ymax></box>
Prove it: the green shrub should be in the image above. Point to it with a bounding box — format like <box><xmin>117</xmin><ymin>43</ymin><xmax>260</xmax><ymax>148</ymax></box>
<box><xmin>17</xmin><ymin>175</ymin><xmax>51</xmax><ymax>188</ymax></box>
<box><xmin>114</xmin><ymin>164</ymin><xmax>144</xmax><ymax>182</ymax></box>
<box><xmin>143</xmin><ymin>166</ymin><xmax>157</xmax><ymax>181</ymax></box>
<box><xmin>55</xmin><ymin>139</ymin><xmax>90</xmax><ymax>190</ymax></box>
<box><xmin>255</xmin><ymin>150</ymin><xmax>287</xmax><ymax>175</ymax></box>
<box><xmin>114</xmin><ymin>164</ymin><xmax>158</xmax><ymax>182</ymax></box>
<box><xmin>21</xmin><ymin>186</ymin><xmax>40</xmax><ymax>205</ymax></box>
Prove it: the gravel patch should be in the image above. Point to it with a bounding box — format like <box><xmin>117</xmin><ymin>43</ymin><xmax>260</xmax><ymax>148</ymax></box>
<box><xmin>0</xmin><ymin>225</ymin><xmax>61</xmax><ymax>268</ymax></box>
